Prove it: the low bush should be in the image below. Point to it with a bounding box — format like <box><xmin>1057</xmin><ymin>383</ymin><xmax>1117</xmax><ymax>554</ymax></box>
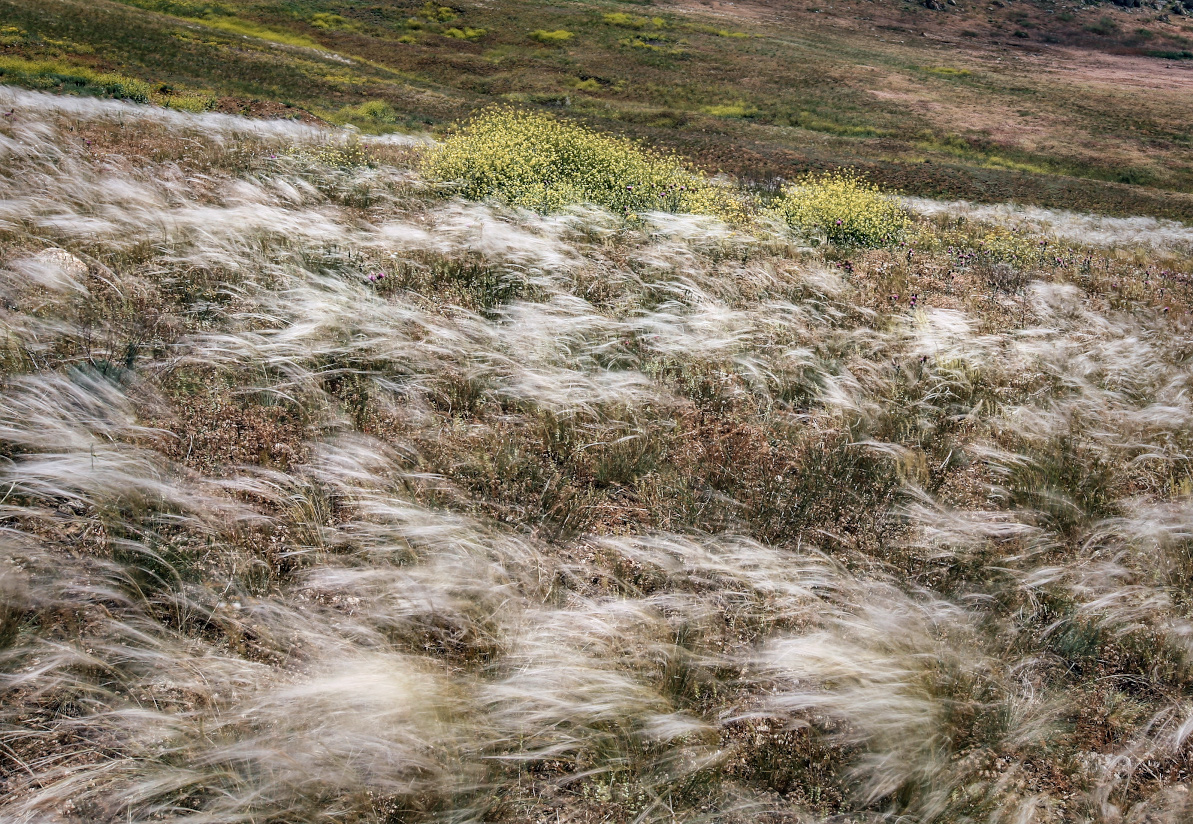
<box><xmin>603</xmin><ymin>13</ymin><xmax>666</xmax><ymax>29</ymax></box>
<box><xmin>0</xmin><ymin>57</ymin><xmax>151</xmax><ymax>102</ymax></box>
<box><xmin>620</xmin><ymin>35</ymin><xmax>686</xmax><ymax>55</ymax></box>
<box><xmin>771</xmin><ymin>170</ymin><xmax>909</xmax><ymax>247</ymax></box>
<box><xmin>417</xmin><ymin>2</ymin><xmax>457</xmax><ymax>23</ymax></box>
<box><xmin>295</xmin><ymin>140</ymin><xmax>373</xmax><ymax>169</ymax></box>
<box><xmin>529</xmin><ymin>29</ymin><xmax>574</xmax><ymax>43</ymax></box>
<box><xmin>443</xmin><ymin>26</ymin><xmax>486</xmax><ymax>40</ymax></box>
<box><xmin>422</xmin><ymin>107</ymin><xmax>743</xmax><ymax>220</ymax></box>
<box><xmin>309</xmin><ymin>12</ymin><xmax>359</xmax><ymax>31</ymax></box>
<box><xmin>332</xmin><ymin>99</ymin><xmax>399</xmax><ymax>128</ymax></box>
<box><xmin>1146</xmin><ymin>49</ymin><xmax>1193</xmax><ymax>60</ymax></box>
<box><xmin>200</xmin><ymin>17</ymin><xmax>319</xmax><ymax>48</ymax></box>
<box><xmin>1085</xmin><ymin>16</ymin><xmax>1119</xmax><ymax>35</ymax></box>
<box><xmin>111</xmin><ymin>0</ymin><xmax>233</xmax><ymax>17</ymax></box>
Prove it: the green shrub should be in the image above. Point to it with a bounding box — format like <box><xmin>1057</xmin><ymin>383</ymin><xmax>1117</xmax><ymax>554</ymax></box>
<box><xmin>0</xmin><ymin>57</ymin><xmax>150</xmax><ymax>102</ymax></box>
<box><xmin>1146</xmin><ymin>49</ymin><xmax>1193</xmax><ymax>60</ymax></box>
<box><xmin>923</xmin><ymin>66</ymin><xmax>971</xmax><ymax>77</ymax></box>
<box><xmin>945</xmin><ymin>225</ymin><xmax>1045</xmax><ymax>268</ymax></box>
<box><xmin>620</xmin><ymin>35</ymin><xmax>684</xmax><ymax>54</ymax></box>
<box><xmin>1084</xmin><ymin>16</ymin><xmax>1118</xmax><ymax>35</ymax></box>
<box><xmin>309</xmin><ymin>12</ymin><xmax>359</xmax><ymax>31</ymax></box>
<box><xmin>0</xmin><ymin>25</ymin><xmax>27</xmax><ymax>46</ymax></box>
<box><xmin>418</xmin><ymin>2</ymin><xmax>457</xmax><ymax>23</ymax></box>
<box><xmin>332</xmin><ymin>99</ymin><xmax>399</xmax><ymax>127</ymax></box>
<box><xmin>199</xmin><ymin>17</ymin><xmax>319</xmax><ymax>48</ymax></box>
<box><xmin>94</xmin><ymin>73</ymin><xmax>151</xmax><ymax>102</ymax></box>
<box><xmin>422</xmin><ymin>107</ymin><xmax>743</xmax><ymax>220</ymax></box>
<box><xmin>443</xmin><ymin>26</ymin><xmax>486</xmax><ymax>40</ymax></box>
<box><xmin>771</xmin><ymin>170</ymin><xmax>909</xmax><ymax>247</ymax></box>
<box><xmin>111</xmin><ymin>0</ymin><xmax>233</xmax><ymax>18</ymax></box>
<box><xmin>529</xmin><ymin>29</ymin><xmax>574</xmax><ymax>43</ymax></box>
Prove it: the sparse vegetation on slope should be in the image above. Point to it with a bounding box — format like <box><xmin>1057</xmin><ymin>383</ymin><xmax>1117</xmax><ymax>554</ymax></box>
<box><xmin>2</xmin><ymin>0</ymin><xmax>1193</xmax><ymax>219</ymax></box>
<box><xmin>2</xmin><ymin>88</ymin><xmax>1193</xmax><ymax>824</ymax></box>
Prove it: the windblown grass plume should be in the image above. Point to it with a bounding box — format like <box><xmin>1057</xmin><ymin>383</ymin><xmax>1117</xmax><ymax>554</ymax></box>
<box><xmin>2</xmin><ymin>85</ymin><xmax>1193</xmax><ymax>824</ymax></box>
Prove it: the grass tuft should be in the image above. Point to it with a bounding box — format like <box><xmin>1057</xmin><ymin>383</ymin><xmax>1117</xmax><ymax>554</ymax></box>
<box><xmin>529</xmin><ymin>28</ymin><xmax>574</xmax><ymax>43</ymax></box>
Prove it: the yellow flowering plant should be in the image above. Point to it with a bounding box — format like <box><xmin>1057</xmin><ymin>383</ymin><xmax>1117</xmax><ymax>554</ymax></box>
<box><xmin>422</xmin><ymin>107</ymin><xmax>742</xmax><ymax>221</ymax></box>
<box><xmin>772</xmin><ymin>170</ymin><xmax>910</xmax><ymax>247</ymax></box>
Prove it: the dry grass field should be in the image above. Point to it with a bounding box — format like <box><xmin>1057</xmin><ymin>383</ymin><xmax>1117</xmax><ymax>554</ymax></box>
<box><xmin>2</xmin><ymin>84</ymin><xmax>1193</xmax><ymax>823</ymax></box>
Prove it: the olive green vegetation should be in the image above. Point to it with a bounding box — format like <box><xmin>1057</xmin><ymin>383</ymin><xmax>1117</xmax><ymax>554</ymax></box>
<box><xmin>0</xmin><ymin>55</ymin><xmax>152</xmax><ymax>102</ymax></box>
<box><xmin>424</xmin><ymin>108</ymin><xmax>918</xmax><ymax>248</ymax></box>
<box><xmin>2</xmin><ymin>0</ymin><xmax>1193</xmax><ymax>220</ymax></box>
<box><xmin>427</xmin><ymin>110</ymin><xmax>919</xmax><ymax>249</ymax></box>
<box><xmin>771</xmin><ymin>171</ymin><xmax>911</xmax><ymax>247</ymax></box>
<box><xmin>424</xmin><ymin>107</ymin><xmax>744</xmax><ymax>221</ymax></box>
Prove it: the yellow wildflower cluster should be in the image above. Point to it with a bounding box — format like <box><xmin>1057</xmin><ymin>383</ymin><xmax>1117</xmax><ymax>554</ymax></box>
<box><xmin>772</xmin><ymin>170</ymin><xmax>909</xmax><ymax>247</ymax></box>
<box><xmin>405</xmin><ymin>2</ymin><xmax>481</xmax><ymax>38</ymax></box>
<box><xmin>620</xmin><ymin>35</ymin><xmax>685</xmax><ymax>54</ymax></box>
<box><xmin>0</xmin><ymin>25</ymin><xmax>26</xmax><ymax>46</ymax></box>
<box><xmin>422</xmin><ymin>107</ymin><xmax>742</xmax><ymax>220</ymax></box>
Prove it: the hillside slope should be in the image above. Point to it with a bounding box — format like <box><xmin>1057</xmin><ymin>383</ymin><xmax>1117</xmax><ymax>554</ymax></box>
<box><xmin>2</xmin><ymin>0</ymin><xmax>1192</xmax><ymax>217</ymax></box>
<box><xmin>3</xmin><ymin>86</ymin><xmax>1193</xmax><ymax>824</ymax></box>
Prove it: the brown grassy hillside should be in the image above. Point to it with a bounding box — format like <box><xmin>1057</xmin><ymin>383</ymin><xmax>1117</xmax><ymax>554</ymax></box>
<box><xmin>2</xmin><ymin>86</ymin><xmax>1193</xmax><ymax>823</ymax></box>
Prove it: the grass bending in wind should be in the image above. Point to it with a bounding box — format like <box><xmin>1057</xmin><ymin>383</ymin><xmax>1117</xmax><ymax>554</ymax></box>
<box><xmin>1</xmin><ymin>87</ymin><xmax>1193</xmax><ymax>824</ymax></box>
